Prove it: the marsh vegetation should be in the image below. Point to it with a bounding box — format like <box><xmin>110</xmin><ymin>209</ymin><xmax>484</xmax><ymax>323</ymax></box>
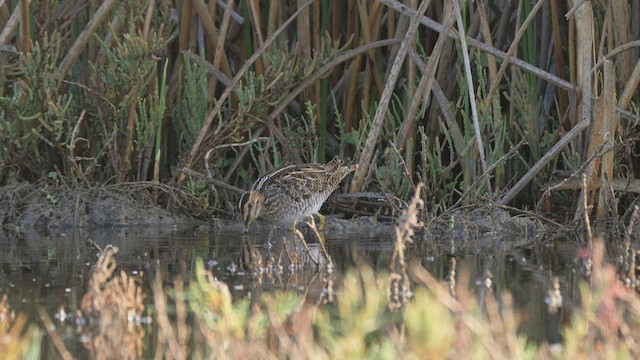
<box><xmin>1</xmin><ymin>0</ymin><xmax>640</xmax><ymax>358</ymax></box>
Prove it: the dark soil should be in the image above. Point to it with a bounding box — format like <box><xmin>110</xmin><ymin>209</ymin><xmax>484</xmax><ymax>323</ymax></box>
<box><xmin>0</xmin><ymin>182</ymin><xmax>203</xmax><ymax>232</ymax></box>
<box><xmin>422</xmin><ymin>207</ymin><xmax>544</xmax><ymax>252</ymax></box>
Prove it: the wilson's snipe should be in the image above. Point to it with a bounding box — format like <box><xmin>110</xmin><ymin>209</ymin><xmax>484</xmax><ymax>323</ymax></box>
<box><xmin>239</xmin><ymin>156</ymin><xmax>355</xmax><ymax>232</ymax></box>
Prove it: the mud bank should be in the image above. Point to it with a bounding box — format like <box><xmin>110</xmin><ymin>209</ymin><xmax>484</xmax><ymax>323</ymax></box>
<box><xmin>422</xmin><ymin>207</ymin><xmax>544</xmax><ymax>252</ymax></box>
<box><xmin>0</xmin><ymin>183</ymin><xmax>542</xmax><ymax>251</ymax></box>
<box><xmin>0</xmin><ymin>183</ymin><xmax>395</xmax><ymax>236</ymax></box>
<box><xmin>0</xmin><ymin>182</ymin><xmax>203</xmax><ymax>232</ymax></box>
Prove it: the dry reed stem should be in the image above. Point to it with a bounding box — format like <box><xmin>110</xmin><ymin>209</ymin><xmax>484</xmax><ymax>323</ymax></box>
<box><xmin>611</xmin><ymin>0</ymin><xmax>633</xmax><ymax>82</ymax></box>
<box><xmin>269</xmin><ymin>39</ymin><xmax>398</xmax><ymax>121</ymax></box>
<box><xmin>0</xmin><ymin>43</ymin><xmax>16</xmax><ymax>52</ymax></box>
<box><xmin>508</xmin><ymin>4</ymin><xmax>526</xmax><ymax>160</ymax></box>
<box><xmin>56</xmin><ymin>0</ymin><xmax>117</xmax><ymax>80</ymax></box>
<box><xmin>350</xmin><ymin>0</ymin><xmax>430</xmax><ymax>193</ymax></box>
<box><xmin>476</xmin><ymin>2</ymin><xmax>500</xmax><ymax>128</ymax></box>
<box><xmin>596</xmin><ymin>1</ymin><xmax>611</xmax><ymax>61</ymax></box>
<box><xmin>0</xmin><ymin>0</ymin><xmax>25</xmax><ymax>44</ymax></box>
<box><xmin>179</xmin><ymin>0</ymin><xmax>193</xmax><ymax>53</ymax></box>
<box><xmin>591</xmin><ymin>41</ymin><xmax>640</xmax><ymax>73</ymax></box>
<box><xmin>581</xmin><ymin>174</ymin><xmax>593</xmax><ymax>244</ymax></box>
<box><xmin>380</xmin><ymin>0</ymin><xmax>573</xmax><ymax>91</ymax></box>
<box><xmin>69</xmin><ymin>110</ymin><xmax>88</xmax><ymax>180</ymax></box>
<box><xmin>357</xmin><ymin>0</ymin><xmax>384</xmax><ymax>95</ymax></box>
<box><xmin>311</xmin><ymin>0</ymin><xmax>321</xmax><ymax>144</ymax></box>
<box><xmin>396</xmin><ymin>2</ymin><xmax>455</xmax><ymax>151</ymax></box>
<box><xmin>329</xmin><ymin>1</ymin><xmax>343</xmax><ymax>83</ymax></box>
<box><xmin>583</xmin><ymin>62</ymin><xmax>611</xmax><ymax>218</ymax></box>
<box><xmin>452</xmin><ymin>0</ymin><xmax>492</xmax><ymax>196</ymax></box>
<box><xmin>565</xmin><ymin>0</ymin><xmax>586</xmax><ymax>18</ymax></box>
<box><xmin>408</xmin><ymin>49</ymin><xmax>462</xmax><ymax>154</ymax></box>
<box><xmin>205</xmin><ymin>0</ymin><xmax>217</xmax><ymax>60</ymax></box>
<box><xmin>249</xmin><ymin>0</ymin><xmax>265</xmax><ymax>47</ymax></box>
<box><xmin>124</xmin><ymin>85</ymin><xmax>142</xmax><ymax>181</ymax></box>
<box><xmin>344</xmin><ymin>45</ymin><xmax>363</xmax><ymax>133</ymax></box>
<box><xmin>573</xmin><ymin>0</ymin><xmax>595</xmax><ymax>221</ymax></box>
<box><xmin>619</xmin><ymin>53</ymin><xmax>640</xmax><ymax>110</ymax></box>
<box><xmin>475</xmin><ymin>3</ymin><xmax>496</xmax><ymax>81</ymax></box>
<box><xmin>550</xmin><ymin>0</ymin><xmax>569</xmax><ymax>125</ymax></box>
<box><xmin>297</xmin><ymin>0</ymin><xmax>314</xmax><ymax>116</ymax></box>
<box><xmin>486</xmin><ymin>0</ymin><xmax>547</xmax><ymax>101</ymax></box>
<box><xmin>183</xmin><ymin>52</ymin><xmax>233</xmax><ymax>89</ymax></box>
<box><xmin>192</xmin><ymin>0</ymin><xmax>232</xmax><ymax>78</ymax></box>
<box><xmin>543</xmin><ymin>177</ymin><xmax>640</xmax><ymax>194</ymax></box>
<box><xmin>18</xmin><ymin>0</ymin><xmax>28</xmax><ymax>52</ymax></box>
<box><xmin>222</xmin><ymin>127</ymin><xmax>269</xmax><ymax>182</ymax></box>
<box><xmin>179</xmin><ymin>0</ymin><xmax>315</xmax><ymax>184</ymax></box>
<box><xmin>568</xmin><ymin>13</ymin><xmax>577</xmax><ymax>121</ymax></box>
<box><xmin>208</xmin><ymin>0</ymin><xmax>234</xmax><ymax>97</ymax></box>
<box><xmin>5</xmin><ymin>312</ymin><xmax>25</xmax><ymax>343</ymax></box>
<box><xmin>215</xmin><ymin>0</ymin><xmax>243</xmax><ymax>24</ymax></box>
<box><xmin>142</xmin><ymin>0</ymin><xmax>154</xmax><ymax>42</ymax></box>
<box><xmin>498</xmin><ymin>117</ymin><xmax>590</xmax><ymax>205</ymax></box>
<box><xmin>296</xmin><ymin>0</ymin><xmax>310</xmax><ymax>61</ymax></box>
<box><xmin>247</xmin><ymin>0</ymin><xmax>265</xmax><ymax>74</ymax></box>
<box><xmin>454</xmin><ymin>138</ymin><xmax>526</xmax><ymax>208</ymax></box>
<box><xmin>388</xmin><ymin>139</ymin><xmax>415</xmax><ymax>191</ymax></box>
<box><xmin>624</xmin><ymin>205</ymin><xmax>638</xmax><ymax>245</ymax></box>
<box><xmin>164</xmin><ymin>0</ymin><xmax>194</xmax><ymax>129</ymax></box>
<box><xmin>95</xmin><ymin>15</ymin><xmax>121</xmax><ymax>64</ymax></box>
<box><xmin>266</xmin><ymin>0</ymin><xmax>279</xmax><ymax>37</ymax></box>
<box><xmin>596</xmin><ymin>60</ymin><xmax>616</xmax><ymax>220</ymax></box>
<box><xmin>521</xmin><ymin>138</ymin><xmax>606</xmax><ymax>209</ymax></box>
<box><xmin>39</xmin><ymin>308</ymin><xmax>73</xmax><ymax>360</ymax></box>
<box><xmin>499</xmin><ymin>0</ymin><xmax>599</xmax><ymax>206</ymax></box>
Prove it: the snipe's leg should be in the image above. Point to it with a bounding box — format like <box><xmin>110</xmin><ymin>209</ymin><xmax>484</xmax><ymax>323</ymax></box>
<box><xmin>267</xmin><ymin>225</ymin><xmax>277</xmax><ymax>244</ymax></box>
<box><xmin>306</xmin><ymin>215</ymin><xmax>331</xmax><ymax>265</ymax></box>
<box><xmin>316</xmin><ymin>213</ymin><xmax>326</xmax><ymax>231</ymax></box>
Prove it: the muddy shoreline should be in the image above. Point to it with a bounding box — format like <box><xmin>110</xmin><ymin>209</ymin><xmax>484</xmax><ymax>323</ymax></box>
<box><xmin>0</xmin><ymin>182</ymin><xmax>204</xmax><ymax>231</ymax></box>
<box><xmin>0</xmin><ymin>182</ymin><xmax>542</xmax><ymax>250</ymax></box>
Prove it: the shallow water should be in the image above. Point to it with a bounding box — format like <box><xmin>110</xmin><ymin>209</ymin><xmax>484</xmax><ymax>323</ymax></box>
<box><xmin>0</xmin><ymin>225</ymin><xmax>582</xmax><ymax>357</ymax></box>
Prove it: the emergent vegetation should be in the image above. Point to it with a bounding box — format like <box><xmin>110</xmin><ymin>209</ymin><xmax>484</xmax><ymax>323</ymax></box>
<box><xmin>1</xmin><ymin>0</ymin><xmax>637</xmax><ymax>221</ymax></box>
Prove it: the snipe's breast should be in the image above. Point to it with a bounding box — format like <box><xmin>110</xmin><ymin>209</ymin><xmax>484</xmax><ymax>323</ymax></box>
<box><xmin>259</xmin><ymin>186</ymin><xmax>331</xmax><ymax>222</ymax></box>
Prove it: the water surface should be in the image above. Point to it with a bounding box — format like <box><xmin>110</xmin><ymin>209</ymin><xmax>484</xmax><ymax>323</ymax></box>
<box><xmin>0</xmin><ymin>226</ymin><xmax>581</xmax><ymax>357</ymax></box>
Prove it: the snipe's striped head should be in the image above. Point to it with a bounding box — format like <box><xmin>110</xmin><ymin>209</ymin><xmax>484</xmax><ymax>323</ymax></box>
<box><xmin>239</xmin><ymin>191</ymin><xmax>264</xmax><ymax>233</ymax></box>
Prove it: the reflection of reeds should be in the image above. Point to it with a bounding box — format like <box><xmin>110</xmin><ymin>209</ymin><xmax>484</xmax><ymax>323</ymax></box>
<box><xmin>78</xmin><ymin>245</ymin><xmax>146</xmax><ymax>360</ymax></box>
<box><xmin>0</xmin><ymin>295</ymin><xmax>42</xmax><ymax>360</ymax></box>
<box><xmin>27</xmin><ymin>235</ymin><xmax>640</xmax><ymax>358</ymax></box>
<box><xmin>561</xmin><ymin>240</ymin><xmax>640</xmax><ymax>358</ymax></box>
<box><xmin>152</xmin><ymin>273</ymin><xmax>188</xmax><ymax>360</ymax></box>
<box><xmin>388</xmin><ymin>182</ymin><xmax>424</xmax><ymax>310</ymax></box>
<box><xmin>293</xmin><ymin>216</ymin><xmax>333</xmax><ymax>269</ymax></box>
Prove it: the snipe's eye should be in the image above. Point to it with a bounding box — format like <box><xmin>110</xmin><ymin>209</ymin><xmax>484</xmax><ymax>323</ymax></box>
<box><xmin>248</xmin><ymin>203</ymin><xmax>253</xmax><ymax>208</ymax></box>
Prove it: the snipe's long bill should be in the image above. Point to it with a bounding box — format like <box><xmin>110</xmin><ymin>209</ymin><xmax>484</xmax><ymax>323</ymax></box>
<box><xmin>239</xmin><ymin>156</ymin><xmax>356</xmax><ymax>233</ymax></box>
